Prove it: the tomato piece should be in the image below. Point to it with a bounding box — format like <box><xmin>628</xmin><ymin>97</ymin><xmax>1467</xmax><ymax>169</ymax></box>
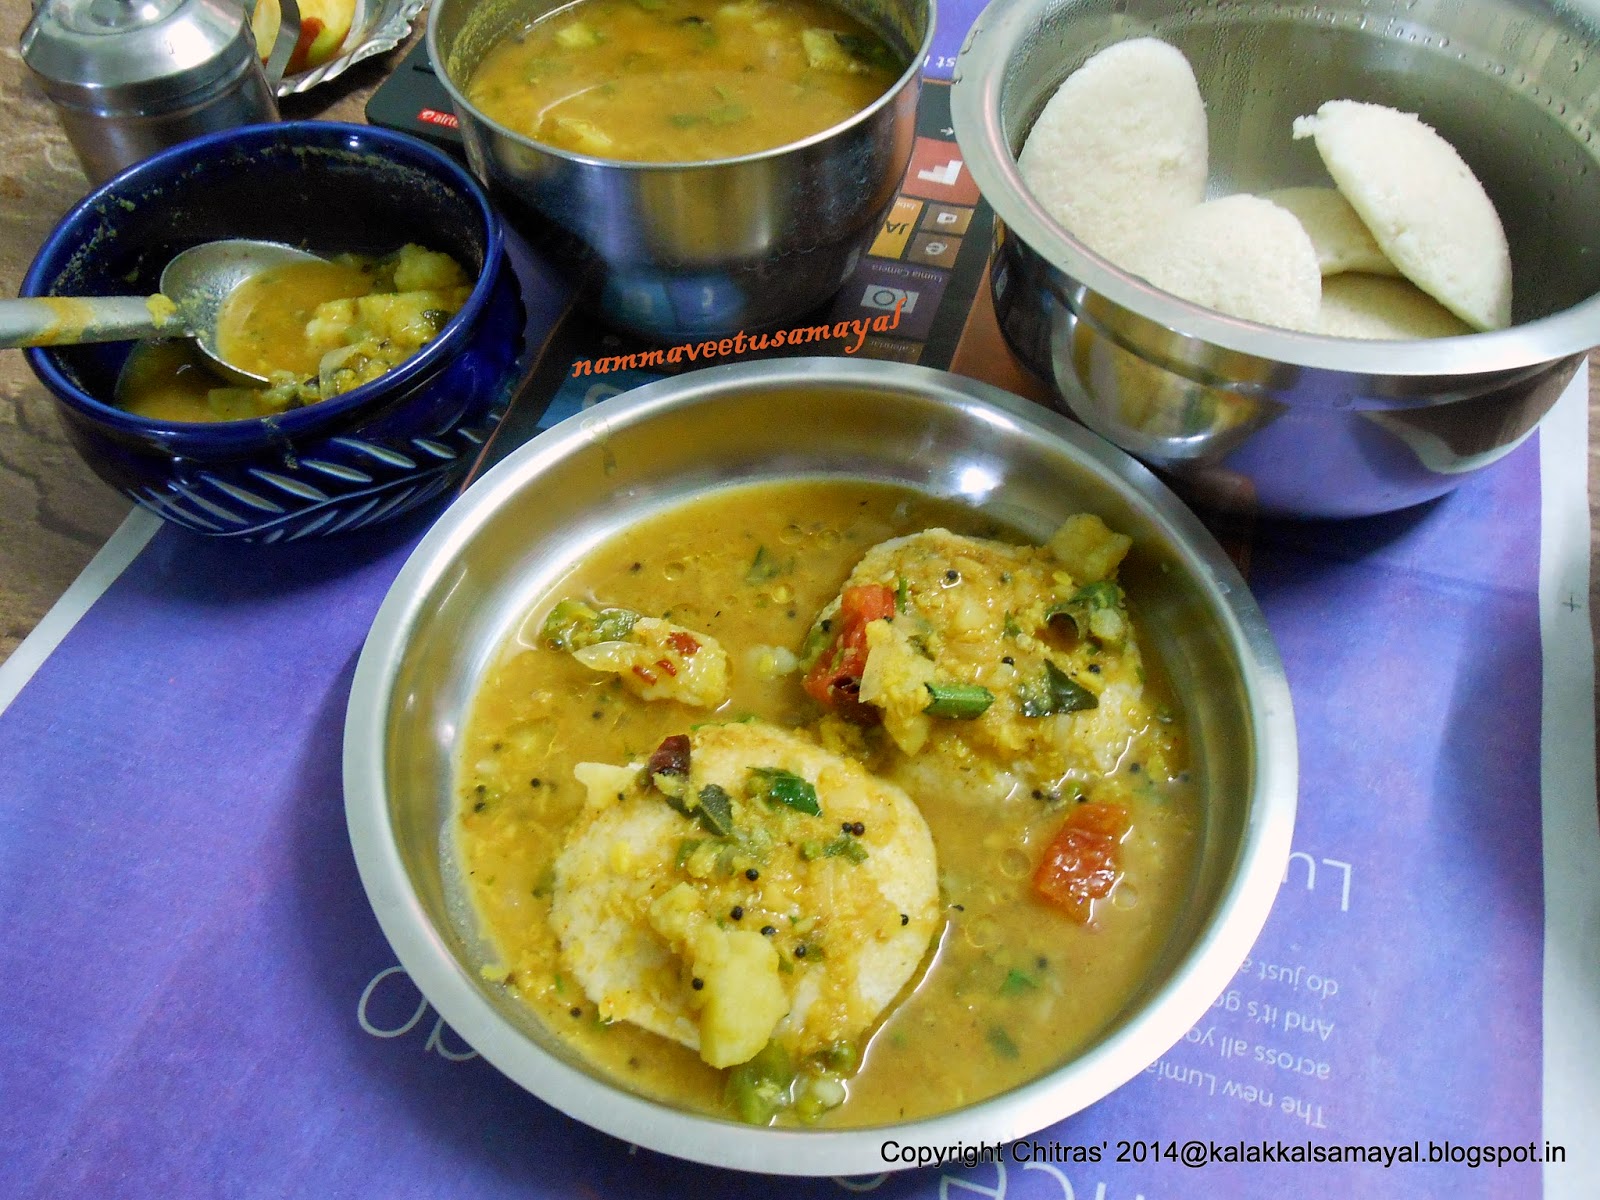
<box><xmin>803</xmin><ymin>584</ymin><xmax>895</xmax><ymax>718</ymax></box>
<box><xmin>1032</xmin><ymin>802</ymin><xmax>1130</xmax><ymax>923</ymax></box>
<box><xmin>1064</xmin><ymin>801</ymin><xmax>1129</xmax><ymax>842</ymax></box>
<box><xmin>841</xmin><ymin>583</ymin><xmax>896</xmax><ymax>625</ymax></box>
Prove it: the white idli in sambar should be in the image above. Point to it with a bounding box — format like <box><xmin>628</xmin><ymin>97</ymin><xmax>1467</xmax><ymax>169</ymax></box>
<box><xmin>453</xmin><ymin>481</ymin><xmax>1201</xmax><ymax>1128</ymax></box>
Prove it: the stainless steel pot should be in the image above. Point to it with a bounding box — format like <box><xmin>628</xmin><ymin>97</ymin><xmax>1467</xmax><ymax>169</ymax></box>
<box><xmin>428</xmin><ymin>0</ymin><xmax>931</xmax><ymax>341</ymax></box>
<box><xmin>951</xmin><ymin>0</ymin><xmax>1600</xmax><ymax>519</ymax></box>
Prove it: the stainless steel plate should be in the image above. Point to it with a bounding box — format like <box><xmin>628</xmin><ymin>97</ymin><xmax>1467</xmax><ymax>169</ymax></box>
<box><xmin>342</xmin><ymin>357</ymin><xmax>1297</xmax><ymax>1175</ymax></box>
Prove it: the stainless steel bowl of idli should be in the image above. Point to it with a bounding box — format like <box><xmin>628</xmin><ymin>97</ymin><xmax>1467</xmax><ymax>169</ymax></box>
<box><xmin>951</xmin><ymin>0</ymin><xmax>1600</xmax><ymax>519</ymax></box>
<box><xmin>343</xmin><ymin>356</ymin><xmax>1295</xmax><ymax>1174</ymax></box>
<box><xmin>429</xmin><ymin>0</ymin><xmax>930</xmax><ymax>341</ymax></box>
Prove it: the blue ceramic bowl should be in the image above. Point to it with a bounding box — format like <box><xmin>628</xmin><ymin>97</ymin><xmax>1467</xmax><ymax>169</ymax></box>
<box><xmin>23</xmin><ymin>122</ymin><xmax>526</xmax><ymax>542</ymax></box>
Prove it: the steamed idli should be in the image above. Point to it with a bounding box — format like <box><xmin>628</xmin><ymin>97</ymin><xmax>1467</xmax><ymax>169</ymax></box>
<box><xmin>551</xmin><ymin>721</ymin><xmax>940</xmax><ymax>1068</ymax></box>
<box><xmin>805</xmin><ymin>521</ymin><xmax>1148</xmax><ymax>805</ymax></box>
<box><xmin>1018</xmin><ymin>37</ymin><xmax>1208</xmax><ymax>263</ymax></box>
<box><xmin>1265</xmin><ymin>186</ymin><xmax>1399</xmax><ymax>277</ymax></box>
<box><xmin>1292</xmin><ymin>100</ymin><xmax>1511</xmax><ymax>331</ymax></box>
<box><xmin>1314</xmin><ymin>274</ymin><xmax>1473</xmax><ymax>340</ymax></box>
<box><xmin>1122</xmin><ymin>194</ymin><xmax>1322</xmax><ymax>330</ymax></box>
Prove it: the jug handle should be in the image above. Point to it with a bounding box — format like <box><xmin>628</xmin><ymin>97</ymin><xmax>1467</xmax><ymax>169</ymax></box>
<box><xmin>254</xmin><ymin>0</ymin><xmax>302</xmax><ymax>87</ymax></box>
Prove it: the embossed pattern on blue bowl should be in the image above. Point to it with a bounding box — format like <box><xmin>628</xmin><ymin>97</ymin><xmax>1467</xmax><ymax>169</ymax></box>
<box><xmin>23</xmin><ymin>121</ymin><xmax>527</xmax><ymax>541</ymax></box>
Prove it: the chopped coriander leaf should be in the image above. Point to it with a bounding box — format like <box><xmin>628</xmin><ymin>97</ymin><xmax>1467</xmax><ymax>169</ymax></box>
<box><xmin>999</xmin><ymin>968</ymin><xmax>1038</xmax><ymax>996</ymax></box>
<box><xmin>986</xmin><ymin>1026</ymin><xmax>1021</xmax><ymax>1058</ymax></box>
<box><xmin>675</xmin><ymin>837</ymin><xmax>705</xmax><ymax>868</ymax></box>
<box><xmin>745</xmin><ymin>545</ymin><xmax>789</xmax><ymax>583</ymax></box>
<box><xmin>798</xmin><ymin>598</ymin><xmax>841</xmax><ymax>668</ymax></box>
<box><xmin>799</xmin><ymin>834</ymin><xmax>868</xmax><ymax>864</ymax></box>
<box><xmin>748</xmin><ymin>766</ymin><xmax>821</xmax><ymax>815</ymax></box>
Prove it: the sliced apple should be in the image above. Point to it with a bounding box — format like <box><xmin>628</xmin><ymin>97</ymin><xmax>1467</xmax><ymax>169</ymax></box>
<box><xmin>250</xmin><ymin>0</ymin><xmax>281</xmax><ymax>63</ymax></box>
<box><xmin>286</xmin><ymin>0</ymin><xmax>357</xmax><ymax>74</ymax></box>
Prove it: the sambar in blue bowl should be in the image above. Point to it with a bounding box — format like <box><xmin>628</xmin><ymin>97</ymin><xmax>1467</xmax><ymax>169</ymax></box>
<box><xmin>22</xmin><ymin>121</ymin><xmax>526</xmax><ymax>542</ymax></box>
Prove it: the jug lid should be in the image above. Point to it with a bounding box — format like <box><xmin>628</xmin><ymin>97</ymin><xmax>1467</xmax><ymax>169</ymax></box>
<box><xmin>21</xmin><ymin>0</ymin><xmax>256</xmax><ymax>108</ymax></box>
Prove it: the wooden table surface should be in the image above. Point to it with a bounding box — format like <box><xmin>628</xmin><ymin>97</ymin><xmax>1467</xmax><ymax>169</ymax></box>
<box><xmin>2</xmin><ymin>2</ymin><xmax>1595</xmax><ymax>718</ymax></box>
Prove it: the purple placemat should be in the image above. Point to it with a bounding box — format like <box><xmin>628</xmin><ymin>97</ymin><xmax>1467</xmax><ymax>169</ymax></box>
<box><xmin>0</xmin><ymin>397</ymin><xmax>1557</xmax><ymax>1199</ymax></box>
<box><xmin>3</xmin><ymin>0</ymin><xmax>1594</xmax><ymax>1188</ymax></box>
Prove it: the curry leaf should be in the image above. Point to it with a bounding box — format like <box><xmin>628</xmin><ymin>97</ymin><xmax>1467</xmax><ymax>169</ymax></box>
<box><xmin>1017</xmin><ymin>660</ymin><xmax>1098</xmax><ymax>717</ymax></box>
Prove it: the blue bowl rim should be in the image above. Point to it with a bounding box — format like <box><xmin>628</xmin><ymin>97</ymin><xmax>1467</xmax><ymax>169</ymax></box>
<box><xmin>21</xmin><ymin>121</ymin><xmax>507</xmax><ymax>447</ymax></box>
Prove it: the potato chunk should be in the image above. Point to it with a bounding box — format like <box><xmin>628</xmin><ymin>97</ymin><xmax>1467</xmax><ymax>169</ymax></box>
<box><xmin>544</xmin><ymin>598</ymin><xmax>731</xmax><ymax>708</ymax></box>
<box><xmin>570</xmin><ymin>616</ymin><xmax>731</xmax><ymax>707</ymax></box>
<box><xmin>1047</xmin><ymin>514</ymin><xmax>1132</xmax><ymax>583</ymax></box>
<box><xmin>687</xmin><ymin>923</ymin><xmax>787</xmax><ymax>1067</ymax></box>
<box><xmin>391</xmin><ymin>244</ymin><xmax>471</xmax><ymax>292</ymax></box>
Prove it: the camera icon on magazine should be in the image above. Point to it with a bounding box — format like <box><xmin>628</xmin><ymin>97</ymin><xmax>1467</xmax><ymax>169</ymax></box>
<box><xmin>861</xmin><ymin>284</ymin><xmax>918</xmax><ymax>315</ymax></box>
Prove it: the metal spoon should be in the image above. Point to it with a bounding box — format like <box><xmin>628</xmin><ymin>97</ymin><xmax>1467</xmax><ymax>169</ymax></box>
<box><xmin>2</xmin><ymin>238</ymin><xmax>323</xmax><ymax>385</ymax></box>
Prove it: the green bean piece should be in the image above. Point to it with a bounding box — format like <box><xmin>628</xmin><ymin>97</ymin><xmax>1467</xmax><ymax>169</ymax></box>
<box><xmin>724</xmin><ymin>1040</ymin><xmax>795</xmax><ymax>1125</ymax></box>
<box><xmin>923</xmin><ymin>681</ymin><xmax>995</xmax><ymax>719</ymax></box>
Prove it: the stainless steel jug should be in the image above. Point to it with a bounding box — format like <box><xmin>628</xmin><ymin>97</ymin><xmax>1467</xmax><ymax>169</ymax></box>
<box><xmin>20</xmin><ymin>0</ymin><xmax>299</xmax><ymax>185</ymax></box>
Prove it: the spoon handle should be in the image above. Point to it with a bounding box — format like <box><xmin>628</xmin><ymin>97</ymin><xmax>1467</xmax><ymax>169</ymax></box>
<box><xmin>0</xmin><ymin>295</ymin><xmax>176</xmax><ymax>350</ymax></box>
